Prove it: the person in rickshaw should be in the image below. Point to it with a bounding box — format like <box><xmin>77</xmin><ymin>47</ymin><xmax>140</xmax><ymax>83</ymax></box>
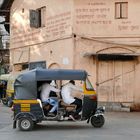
<box><xmin>40</xmin><ymin>80</ymin><xmax>60</xmax><ymax>117</ymax></box>
<box><xmin>61</xmin><ymin>80</ymin><xmax>83</xmax><ymax>120</ymax></box>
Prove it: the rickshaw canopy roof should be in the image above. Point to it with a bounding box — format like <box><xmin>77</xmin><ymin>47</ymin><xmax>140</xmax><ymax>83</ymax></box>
<box><xmin>0</xmin><ymin>73</ymin><xmax>19</xmax><ymax>83</ymax></box>
<box><xmin>0</xmin><ymin>74</ymin><xmax>11</xmax><ymax>81</ymax></box>
<box><xmin>14</xmin><ymin>69</ymin><xmax>88</xmax><ymax>99</ymax></box>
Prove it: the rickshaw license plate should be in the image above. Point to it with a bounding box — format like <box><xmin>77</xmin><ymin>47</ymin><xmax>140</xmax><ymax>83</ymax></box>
<box><xmin>21</xmin><ymin>104</ymin><xmax>30</xmax><ymax>112</ymax></box>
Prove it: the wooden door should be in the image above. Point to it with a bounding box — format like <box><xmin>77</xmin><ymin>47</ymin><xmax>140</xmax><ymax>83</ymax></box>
<box><xmin>97</xmin><ymin>60</ymin><xmax>134</xmax><ymax>103</ymax></box>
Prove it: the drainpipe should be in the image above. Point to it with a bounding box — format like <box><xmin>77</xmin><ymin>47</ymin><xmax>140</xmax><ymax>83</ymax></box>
<box><xmin>96</xmin><ymin>54</ymin><xmax>99</xmax><ymax>98</ymax></box>
<box><xmin>28</xmin><ymin>47</ymin><xmax>30</xmax><ymax>70</ymax></box>
<box><xmin>72</xmin><ymin>33</ymin><xmax>76</xmax><ymax>69</ymax></box>
<box><xmin>0</xmin><ymin>34</ymin><xmax>3</xmax><ymax>75</ymax></box>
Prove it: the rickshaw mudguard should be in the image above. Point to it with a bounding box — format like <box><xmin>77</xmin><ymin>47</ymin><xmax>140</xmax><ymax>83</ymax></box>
<box><xmin>14</xmin><ymin>112</ymin><xmax>37</xmax><ymax>121</ymax></box>
<box><xmin>13</xmin><ymin>112</ymin><xmax>37</xmax><ymax>129</ymax></box>
<box><xmin>82</xmin><ymin>95</ymin><xmax>97</xmax><ymax>120</ymax></box>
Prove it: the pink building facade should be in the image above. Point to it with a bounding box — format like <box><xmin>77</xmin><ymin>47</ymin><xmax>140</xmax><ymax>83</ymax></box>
<box><xmin>10</xmin><ymin>0</ymin><xmax>140</xmax><ymax>111</ymax></box>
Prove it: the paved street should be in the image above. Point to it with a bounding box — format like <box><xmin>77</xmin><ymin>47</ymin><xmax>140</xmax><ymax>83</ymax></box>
<box><xmin>0</xmin><ymin>102</ymin><xmax>12</xmax><ymax>130</ymax></box>
<box><xmin>0</xmin><ymin>102</ymin><xmax>140</xmax><ymax>140</ymax></box>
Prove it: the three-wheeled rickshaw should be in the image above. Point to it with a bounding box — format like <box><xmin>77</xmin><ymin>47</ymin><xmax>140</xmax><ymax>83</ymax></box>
<box><xmin>12</xmin><ymin>69</ymin><xmax>105</xmax><ymax>131</ymax></box>
<box><xmin>0</xmin><ymin>74</ymin><xmax>17</xmax><ymax>107</ymax></box>
<box><xmin>0</xmin><ymin>74</ymin><xmax>8</xmax><ymax>104</ymax></box>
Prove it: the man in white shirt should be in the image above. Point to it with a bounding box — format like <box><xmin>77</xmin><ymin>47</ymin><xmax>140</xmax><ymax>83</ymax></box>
<box><xmin>40</xmin><ymin>81</ymin><xmax>60</xmax><ymax>117</ymax></box>
<box><xmin>61</xmin><ymin>80</ymin><xmax>83</xmax><ymax>120</ymax></box>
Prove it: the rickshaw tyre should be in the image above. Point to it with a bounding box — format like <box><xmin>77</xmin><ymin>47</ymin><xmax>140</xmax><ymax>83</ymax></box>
<box><xmin>2</xmin><ymin>99</ymin><xmax>8</xmax><ymax>105</ymax></box>
<box><xmin>7</xmin><ymin>100</ymin><xmax>13</xmax><ymax>107</ymax></box>
<box><xmin>18</xmin><ymin>117</ymin><xmax>34</xmax><ymax>131</ymax></box>
<box><xmin>90</xmin><ymin>115</ymin><xmax>105</xmax><ymax>128</ymax></box>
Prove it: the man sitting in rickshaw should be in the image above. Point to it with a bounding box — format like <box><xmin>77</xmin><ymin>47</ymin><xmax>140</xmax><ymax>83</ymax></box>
<box><xmin>61</xmin><ymin>80</ymin><xmax>83</xmax><ymax>120</ymax></box>
<box><xmin>40</xmin><ymin>80</ymin><xmax>60</xmax><ymax>117</ymax></box>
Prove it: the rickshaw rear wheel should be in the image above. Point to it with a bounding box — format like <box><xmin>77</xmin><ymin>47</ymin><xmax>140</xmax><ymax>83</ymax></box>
<box><xmin>90</xmin><ymin>115</ymin><xmax>105</xmax><ymax>128</ymax></box>
<box><xmin>18</xmin><ymin>117</ymin><xmax>34</xmax><ymax>131</ymax></box>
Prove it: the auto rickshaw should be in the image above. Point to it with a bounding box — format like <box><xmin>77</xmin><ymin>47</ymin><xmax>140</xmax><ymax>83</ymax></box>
<box><xmin>0</xmin><ymin>74</ymin><xmax>11</xmax><ymax>106</ymax></box>
<box><xmin>0</xmin><ymin>74</ymin><xmax>17</xmax><ymax>107</ymax></box>
<box><xmin>12</xmin><ymin>69</ymin><xmax>105</xmax><ymax>131</ymax></box>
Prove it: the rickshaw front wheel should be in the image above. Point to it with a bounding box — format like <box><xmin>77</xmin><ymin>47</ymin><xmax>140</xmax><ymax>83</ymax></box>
<box><xmin>18</xmin><ymin>117</ymin><xmax>34</xmax><ymax>131</ymax></box>
<box><xmin>90</xmin><ymin>115</ymin><xmax>105</xmax><ymax>128</ymax></box>
<box><xmin>1</xmin><ymin>99</ymin><xmax>7</xmax><ymax>105</ymax></box>
<box><xmin>7</xmin><ymin>100</ymin><xmax>13</xmax><ymax>107</ymax></box>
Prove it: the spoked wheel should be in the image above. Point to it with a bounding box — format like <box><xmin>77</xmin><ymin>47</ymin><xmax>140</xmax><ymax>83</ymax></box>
<box><xmin>90</xmin><ymin>115</ymin><xmax>105</xmax><ymax>128</ymax></box>
<box><xmin>18</xmin><ymin>117</ymin><xmax>34</xmax><ymax>131</ymax></box>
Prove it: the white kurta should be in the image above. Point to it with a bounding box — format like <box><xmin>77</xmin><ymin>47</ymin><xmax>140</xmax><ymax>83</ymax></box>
<box><xmin>61</xmin><ymin>83</ymin><xmax>83</xmax><ymax>104</ymax></box>
<box><xmin>40</xmin><ymin>83</ymin><xmax>60</xmax><ymax>102</ymax></box>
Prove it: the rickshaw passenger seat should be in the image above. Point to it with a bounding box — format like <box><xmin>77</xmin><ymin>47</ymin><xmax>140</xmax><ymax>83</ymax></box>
<box><xmin>59</xmin><ymin>99</ymin><xmax>77</xmax><ymax>111</ymax></box>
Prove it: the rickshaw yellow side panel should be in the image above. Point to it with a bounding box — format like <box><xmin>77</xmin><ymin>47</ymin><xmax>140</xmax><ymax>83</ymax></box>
<box><xmin>13</xmin><ymin>100</ymin><xmax>38</xmax><ymax>104</ymax></box>
<box><xmin>13</xmin><ymin>100</ymin><xmax>39</xmax><ymax>112</ymax></box>
<box><xmin>83</xmin><ymin>84</ymin><xmax>96</xmax><ymax>95</ymax></box>
<box><xmin>6</xmin><ymin>90</ymin><xmax>14</xmax><ymax>93</ymax></box>
<box><xmin>83</xmin><ymin>90</ymin><xmax>96</xmax><ymax>95</ymax></box>
<box><xmin>6</xmin><ymin>90</ymin><xmax>14</xmax><ymax>97</ymax></box>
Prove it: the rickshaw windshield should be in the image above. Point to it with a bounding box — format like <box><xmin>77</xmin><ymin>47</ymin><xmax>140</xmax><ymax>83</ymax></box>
<box><xmin>86</xmin><ymin>77</ymin><xmax>95</xmax><ymax>91</ymax></box>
